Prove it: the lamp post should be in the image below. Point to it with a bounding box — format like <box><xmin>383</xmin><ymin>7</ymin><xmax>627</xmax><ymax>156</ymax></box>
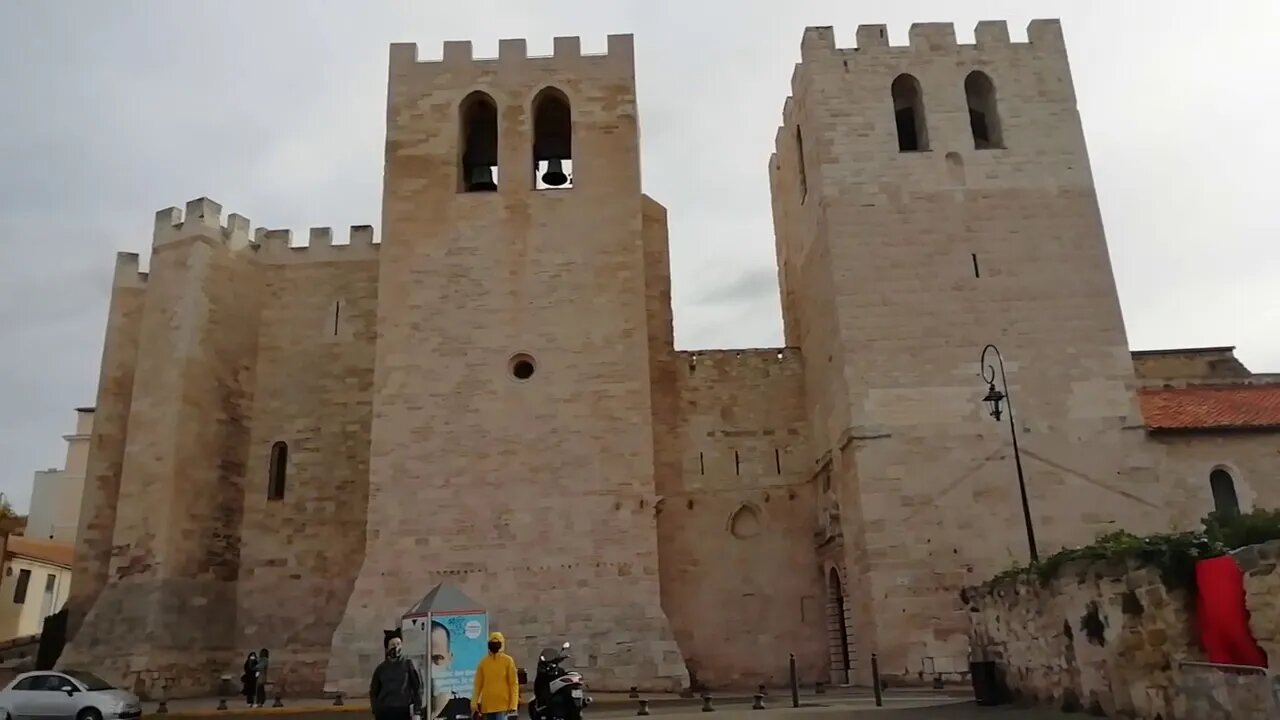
<box><xmin>979</xmin><ymin>344</ymin><xmax>1039</xmax><ymax>564</ymax></box>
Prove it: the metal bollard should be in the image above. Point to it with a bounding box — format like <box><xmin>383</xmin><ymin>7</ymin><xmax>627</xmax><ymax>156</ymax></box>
<box><xmin>272</xmin><ymin>687</ymin><xmax>284</xmax><ymax>708</ymax></box>
<box><xmin>630</xmin><ymin>686</ymin><xmax>639</xmax><ymax>699</ymax></box>
<box><xmin>333</xmin><ymin>692</ymin><xmax>345</xmax><ymax>706</ymax></box>
<box><xmin>752</xmin><ymin>694</ymin><xmax>765</xmax><ymax>710</ymax></box>
<box><xmin>217</xmin><ymin>674</ymin><xmax>231</xmax><ymax>711</ymax></box>
<box><xmin>871</xmin><ymin>653</ymin><xmax>883</xmax><ymax>708</ymax></box>
<box><xmin>757</xmin><ymin>684</ymin><xmax>767</xmax><ymax>697</ymax></box>
<box><xmin>815</xmin><ymin>682</ymin><xmax>825</xmax><ymax>695</ymax></box>
<box><xmin>932</xmin><ymin>674</ymin><xmax>943</xmax><ymax>690</ymax></box>
<box><xmin>788</xmin><ymin>654</ymin><xmax>799</xmax><ymax>708</ymax></box>
<box><xmin>637</xmin><ymin>699</ymin><xmax>650</xmax><ymax>716</ymax></box>
<box><xmin>701</xmin><ymin>694</ymin><xmax>714</xmax><ymax>712</ymax></box>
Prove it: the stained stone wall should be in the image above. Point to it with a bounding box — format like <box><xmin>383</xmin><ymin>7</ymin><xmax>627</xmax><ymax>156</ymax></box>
<box><xmin>964</xmin><ymin>540</ymin><xmax>1280</xmax><ymax>719</ymax></box>
<box><xmin>323</xmin><ymin>37</ymin><xmax>688</xmax><ymax>695</ymax></box>
<box><xmin>654</xmin><ymin>348</ymin><xmax>826</xmax><ymax>689</ymax></box>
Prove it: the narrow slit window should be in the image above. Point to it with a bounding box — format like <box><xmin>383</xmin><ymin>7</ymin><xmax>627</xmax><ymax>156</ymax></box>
<box><xmin>972</xmin><ymin>254</ymin><xmax>981</xmax><ymax>278</ymax></box>
<box><xmin>532</xmin><ymin>87</ymin><xmax>573</xmax><ymax>189</ymax></box>
<box><xmin>775</xmin><ymin>448</ymin><xmax>782</xmax><ymax>475</ymax></box>
<box><xmin>734</xmin><ymin>450</ymin><xmax>741</xmax><ymax>476</ymax></box>
<box><xmin>965</xmin><ymin>71</ymin><xmax>1004</xmax><ymax>149</ymax></box>
<box><xmin>891</xmin><ymin>74</ymin><xmax>929</xmax><ymax>152</ymax></box>
<box><xmin>795</xmin><ymin>126</ymin><xmax>807</xmax><ymax>201</ymax></box>
<box><xmin>333</xmin><ymin>301</ymin><xmax>341</xmax><ymax>336</ymax></box>
<box><xmin>699</xmin><ymin>452</ymin><xmax>705</xmax><ymax>476</ymax></box>
<box><xmin>268</xmin><ymin>441</ymin><xmax>288</xmax><ymax>501</ymax></box>
<box><xmin>459</xmin><ymin>91</ymin><xmax>499</xmax><ymax>192</ymax></box>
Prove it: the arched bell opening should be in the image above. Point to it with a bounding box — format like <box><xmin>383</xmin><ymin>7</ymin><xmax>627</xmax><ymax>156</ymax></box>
<box><xmin>532</xmin><ymin>87</ymin><xmax>573</xmax><ymax>189</ymax></box>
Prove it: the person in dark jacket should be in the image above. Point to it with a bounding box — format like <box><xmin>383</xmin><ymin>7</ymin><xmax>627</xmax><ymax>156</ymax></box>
<box><xmin>240</xmin><ymin>652</ymin><xmax>258</xmax><ymax>706</ymax></box>
<box><xmin>371</xmin><ymin>636</ymin><xmax>424</xmax><ymax>720</ymax></box>
<box><xmin>254</xmin><ymin>648</ymin><xmax>271</xmax><ymax>707</ymax></box>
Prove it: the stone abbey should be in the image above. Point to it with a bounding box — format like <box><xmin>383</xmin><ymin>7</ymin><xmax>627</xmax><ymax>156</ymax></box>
<box><xmin>61</xmin><ymin>19</ymin><xmax>1280</xmax><ymax>697</ymax></box>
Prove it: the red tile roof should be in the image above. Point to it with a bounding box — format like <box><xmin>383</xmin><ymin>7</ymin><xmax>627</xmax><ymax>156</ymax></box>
<box><xmin>1140</xmin><ymin>384</ymin><xmax>1280</xmax><ymax>431</ymax></box>
<box><xmin>5</xmin><ymin>536</ymin><xmax>74</xmax><ymax>569</ymax></box>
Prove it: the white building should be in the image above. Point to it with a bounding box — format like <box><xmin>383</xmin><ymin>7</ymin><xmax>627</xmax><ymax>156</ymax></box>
<box><xmin>27</xmin><ymin>408</ymin><xmax>92</xmax><ymax>544</ymax></box>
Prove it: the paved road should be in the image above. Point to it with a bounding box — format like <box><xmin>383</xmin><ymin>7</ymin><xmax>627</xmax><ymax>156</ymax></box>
<box><xmin>163</xmin><ymin>699</ymin><xmax>1071</xmax><ymax>720</ymax></box>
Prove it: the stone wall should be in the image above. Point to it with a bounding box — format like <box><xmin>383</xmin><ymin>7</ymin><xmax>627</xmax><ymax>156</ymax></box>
<box><xmin>655</xmin><ymin>348</ymin><xmax>827</xmax><ymax>689</ymax></box>
<box><xmin>964</xmin><ymin>540</ymin><xmax>1280</xmax><ymax>719</ymax></box>
<box><xmin>234</xmin><ymin>248</ymin><xmax>379</xmax><ymax>696</ymax></box>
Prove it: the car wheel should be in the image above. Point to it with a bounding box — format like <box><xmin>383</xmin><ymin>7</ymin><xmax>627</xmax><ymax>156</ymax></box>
<box><xmin>76</xmin><ymin>707</ymin><xmax>103</xmax><ymax>720</ymax></box>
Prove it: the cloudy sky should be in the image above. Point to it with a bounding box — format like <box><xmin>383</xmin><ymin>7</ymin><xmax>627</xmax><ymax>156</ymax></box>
<box><xmin>1</xmin><ymin>0</ymin><xmax>1277</xmax><ymax>513</ymax></box>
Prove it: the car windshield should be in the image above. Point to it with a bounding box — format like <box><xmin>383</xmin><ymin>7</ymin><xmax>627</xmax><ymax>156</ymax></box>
<box><xmin>62</xmin><ymin>672</ymin><xmax>113</xmax><ymax>691</ymax></box>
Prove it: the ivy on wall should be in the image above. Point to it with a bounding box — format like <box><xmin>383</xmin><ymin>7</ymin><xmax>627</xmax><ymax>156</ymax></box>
<box><xmin>979</xmin><ymin>509</ymin><xmax>1280</xmax><ymax>596</ymax></box>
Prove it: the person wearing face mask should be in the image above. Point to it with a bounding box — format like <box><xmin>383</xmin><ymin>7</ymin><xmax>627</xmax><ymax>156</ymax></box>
<box><xmin>471</xmin><ymin>632</ymin><xmax>519</xmax><ymax>720</ymax></box>
<box><xmin>371</xmin><ymin>635</ymin><xmax>425</xmax><ymax>720</ymax></box>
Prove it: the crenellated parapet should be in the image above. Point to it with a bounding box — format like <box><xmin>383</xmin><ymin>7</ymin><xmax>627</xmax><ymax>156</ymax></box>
<box><xmin>112</xmin><ymin>252</ymin><xmax>149</xmax><ymax>289</ymax></box>
<box><xmin>787</xmin><ymin>19</ymin><xmax>1066</xmax><ymax>102</ymax></box>
<box><xmin>249</xmin><ymin>225</ymin><xmax>378</xmax><ymax>265</ymax></box>
<box><xmin>153</xmin><ymin>198</ymin><xmax>252</xmax><ymax>250</ymax></box>
<box><xmin>797</xmin><ymin>19</ymin><xmax>1062</xmax><ymax>61</ymax></box>
<box><xmin>389</xmin><ymin>33</ymin><xmax>634</xmax><ymax>82</ymax></box>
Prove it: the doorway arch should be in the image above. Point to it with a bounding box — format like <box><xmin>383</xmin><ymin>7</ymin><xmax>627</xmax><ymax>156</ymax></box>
<box><xmin>827</xmin><ymin>568</ymin><xmax>852</xmax><ymax>685</ymax></box>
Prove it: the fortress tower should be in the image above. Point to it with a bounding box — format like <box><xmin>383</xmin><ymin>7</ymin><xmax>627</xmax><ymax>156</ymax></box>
<box><xmin>770</xmin><ymin>21</ymin><xmax>1169</xmax><ymax>679</ymax></box>
<box><xmin>323</xmin><ymin>36</ymin><xmax>688</xmax><ymax>693</ymax></box>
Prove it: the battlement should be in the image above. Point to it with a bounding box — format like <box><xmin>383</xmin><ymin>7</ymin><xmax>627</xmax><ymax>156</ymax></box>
<box><xmin>797</xmin><ymin>19</ymin><xmax>1063</xmax><ymax>62</ymax></box>
<box><xmin>112</xmin><ymin>252</ymin><xmax>148</xmax><ymax>289</ymax></box>
<box><xmin>677</xmin><ymin>348</ymin><xmax>803</xmax><ymax>377</ymax></box>
<box><xmin>153</xmin><ymin>198</ymin><xmax>253</xmax><ymax>250</ymax></box>
<box><xmin>388</xmin><ymin>34</ymin><xmax>634</xmax><ymax>81</ymax></box>
<box><xmin>249</xmin><ymin>225</ymin><xmax>379</xmax><ymax>265</ymax></box>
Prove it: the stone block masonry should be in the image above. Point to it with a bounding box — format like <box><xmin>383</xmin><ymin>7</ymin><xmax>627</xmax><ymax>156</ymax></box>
<box><xmin>964</xmin><ymin>539</ymin><xmax>1280</xmax><ymax>719</ymax></box>
<box><xmin>62</xmin><ymin>21</ymin><xmax>1280</xmax><ymax>700</ymax></box>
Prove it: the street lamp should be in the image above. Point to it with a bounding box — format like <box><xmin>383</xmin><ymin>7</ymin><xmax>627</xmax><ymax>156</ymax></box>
<box><xmin>979</xmin><ymin>344</ymin><xmax>1039</xmax><ymax>564</ymax></box>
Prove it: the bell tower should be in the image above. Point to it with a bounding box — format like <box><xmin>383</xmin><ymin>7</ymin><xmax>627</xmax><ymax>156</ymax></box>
<box><xmin>325</xmin><ymin>36</ymin><xmax>688</xmax><ymax>693</ymax></box>
<box><xmin>771</xmin><ymin>21</ymin><xmax>1165</xmax><ymax>680</ymax></box>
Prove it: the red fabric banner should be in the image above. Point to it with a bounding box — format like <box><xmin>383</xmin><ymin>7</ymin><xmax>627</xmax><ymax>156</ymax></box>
<box><xmin>1196</xmin><ymin>555</ymin><xmax>1268</xmax><ymax>668</ymax></box>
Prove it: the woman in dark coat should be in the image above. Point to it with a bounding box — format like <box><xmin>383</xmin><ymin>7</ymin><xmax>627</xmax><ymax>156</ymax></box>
<box><xmin>241</xmin><ymin>652</ymin><xmax>258</xmax><ymax>706</ymax></box>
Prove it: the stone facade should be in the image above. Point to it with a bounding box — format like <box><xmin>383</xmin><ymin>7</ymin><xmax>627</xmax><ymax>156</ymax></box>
<box><xmin>964</xmin><ymin>540</ymin><xmax>1280</xmax><ymax>719</ymax></box>
<box><xmin>60</xmin><ymin>20</ymin><xmax>1280</xmax><ymax>699</ymax></box>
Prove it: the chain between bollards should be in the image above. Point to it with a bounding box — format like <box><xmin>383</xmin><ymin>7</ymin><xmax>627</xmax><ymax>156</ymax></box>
<box><xmin>788</xmin><ymin>653</ymin><xmax>799</xmax><ymax>708</ymax></box>
<box><xmin>871</xmin><ymin>653</ymin><xmax>883</xmax><ymax>708</ymax></box>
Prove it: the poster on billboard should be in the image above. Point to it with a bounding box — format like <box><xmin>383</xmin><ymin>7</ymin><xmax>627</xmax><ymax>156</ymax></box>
<box><xmin>401</xmin><ymin>583</ymin><xmax>489</xmax><ymax>720</ymax></box>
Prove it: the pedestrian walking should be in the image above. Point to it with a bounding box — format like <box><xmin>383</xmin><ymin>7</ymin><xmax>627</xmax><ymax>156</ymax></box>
<box><xmin>472</xmin><ymin>632</ymin><xmax>518</xmax><ymax>720</ymax></box>
<box><xmin>371</xmin><ymin>635</ymin><xmax>425</xmax><ymax>720</ymax></box>
<box><xmin>255</xmin><ymin>648</ymin><xmax>270</xmax><ymax>707</ymax></box>
<box><xmin>241</xmin><ymin>652</ymin><xmax>258</xmax><ymax>706</ymax></box>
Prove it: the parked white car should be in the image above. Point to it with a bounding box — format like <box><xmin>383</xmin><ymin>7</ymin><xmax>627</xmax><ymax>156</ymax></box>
<box><xmin>0</xmin><ymin>670</ymin><xmax>141</xmax><ymax>720</ymax></box>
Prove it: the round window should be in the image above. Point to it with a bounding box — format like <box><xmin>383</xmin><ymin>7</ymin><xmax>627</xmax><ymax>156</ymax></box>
<box><xmin>509</xmin><ymin>353</ymin><xmax>536</xmax><ymax>381</ymax></box>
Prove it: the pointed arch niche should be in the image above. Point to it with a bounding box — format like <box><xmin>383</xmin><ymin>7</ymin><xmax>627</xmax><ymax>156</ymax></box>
<box><xmin>727</xmin><ymin>502</ymin><xmax>763</xmax><ymax>539</ymax></box>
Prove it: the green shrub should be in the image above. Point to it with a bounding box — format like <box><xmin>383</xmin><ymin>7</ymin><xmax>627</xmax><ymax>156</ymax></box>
<box><xmin>980</xmin><ymin>508</ymin><xmax>1280</xmax><ymax>593</ymax></box>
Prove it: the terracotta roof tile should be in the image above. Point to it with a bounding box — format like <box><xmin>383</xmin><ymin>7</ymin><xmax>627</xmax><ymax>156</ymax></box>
<box><xmin>1140</xmin><ymin>384</ymin><xmax>1280</xmax><ymax>431</ymax></box>
<box><xmin>5</xmin><ymin>536</ymin><xmax>74</xmax><ymax>568</ymax></box>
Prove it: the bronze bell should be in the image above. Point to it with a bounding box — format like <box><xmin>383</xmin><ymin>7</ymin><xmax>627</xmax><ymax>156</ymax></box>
<box><xmin>541</xmin><ymin>158</ymin><xmax>569</xmax><ymax>187</ymax></box>
<box><xmin>467</xmin><ymin>165</ymin><xmax>497</xmax><ymax>192</ymax></box>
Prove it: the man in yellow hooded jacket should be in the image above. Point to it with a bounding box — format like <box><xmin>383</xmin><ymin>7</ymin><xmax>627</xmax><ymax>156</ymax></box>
<box><xmin>472</xmin><ymin>632</ymin><xmax>519</xmax><ymax>720</ymax></box>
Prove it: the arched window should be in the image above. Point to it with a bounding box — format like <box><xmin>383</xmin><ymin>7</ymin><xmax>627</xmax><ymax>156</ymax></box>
<box><xmin>459</xmin><ymin>91</ymin><xmax>498</xmax><ymax>192</ymax></box>
<box><xmin>891</xmin><ymin>74</ymin><xmax>928</xmax><ymax>152</ymax></box>
<box><xmin>965</xmin><ymin>71</ymin><xmax>1004</xmax><ymax>149</ymax></box>
<box><xmin>268</xmin><ymin>441</ymin><xmax>288</xmax><ymax>501</ymax></box>
<box><xmin>1209</xmin><ymin>468</ymin><xmax>1240</xmax><ymax>516</ymax></box>
<box><xmin>532</xmin><ymin>87</ymin><xmax>572</xmax><ymax>189</ymax></box>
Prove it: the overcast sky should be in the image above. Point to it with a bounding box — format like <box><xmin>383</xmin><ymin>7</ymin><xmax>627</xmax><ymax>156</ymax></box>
<box><xmin>1</xmin><ymin>1</ymin><xmax>1277</xmax><ymax>514</ymax></box>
